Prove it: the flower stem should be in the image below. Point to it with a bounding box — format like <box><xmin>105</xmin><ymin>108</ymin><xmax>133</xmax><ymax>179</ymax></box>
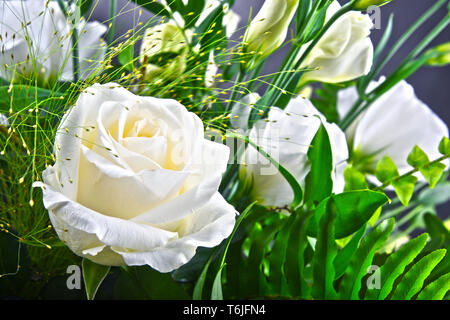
<box><xmin>107</xmin><ymin>0</ymin><xmax>117</xmax><ymax>44</ymax></box>
<box><xmin>373</xmin><ymin>155</ymin><xmax>449</xmax><ymax>191</ymax></box>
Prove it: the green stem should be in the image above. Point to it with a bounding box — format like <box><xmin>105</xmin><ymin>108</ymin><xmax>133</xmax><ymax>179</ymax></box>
<box><xmin>374</xmin><ymin>155</ymin><xmax>449</xmax><ymax>191</ymax></box>
<box><xmin>225</xmin><ymin>70</ymin><xmax>246</xmax><ymax>112</ymax></box>
<box><xmin>108</xmin><ymin>0</ymin><xmax>117</xmax><ymax>44</ymax></box>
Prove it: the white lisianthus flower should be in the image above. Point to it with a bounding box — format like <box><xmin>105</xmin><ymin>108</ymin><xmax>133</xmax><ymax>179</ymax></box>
<box><xmin>299</xmin><ymin>1</ymin><xmax>374</xmax><ymax>84</ymax></box>
<box><xmin>196</xmin><ymin>0</ymin><xmax>240</xmax><ymax>37</ymax></box>
<box><xmin>0</xmin><ymin>113</ymin><xmax>8</xmax><ymax>126</ymax></box>
<box><xmin>0</xmin><ymin>0</ymin><xmax>107</xmax><ymax>84</ymax></box>
<box><xmin>140</xmin><ymin>21</ymin><xmax>192</xmax><ymax>82</ymax></box>
<box><xmin>161</xmin><ymin>0</ymin><xmax>240</xmax><ymax>37</ymax></box>
<box><xmin>33</xmin><ymin>83</ymin><xmax>236</xmax><ymax>272</ymax></box>
<box><xmin>337</xmin><ymin>79</ymin><xmax>449</xmax><ymax>178</ymax></box>
<box><xmin>243</xmin><ymin>0</ymin><xmax>299</xmax><ymax>58</ymax></box>
<box><xmin>230</xmin><ymin>92</ymin><xmax>261</xmax><ymax>130</ymax></box>
<box><xmin>240</xmin><ymin>97</ymin><xmax>348</xmax><ymax>208</ymax></box>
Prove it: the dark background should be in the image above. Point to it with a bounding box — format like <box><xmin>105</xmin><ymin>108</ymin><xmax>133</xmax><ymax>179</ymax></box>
<box><xmin>91</xmin><ymin>0</ymin><xmax>449</xmax><ymax>219</ymax></box>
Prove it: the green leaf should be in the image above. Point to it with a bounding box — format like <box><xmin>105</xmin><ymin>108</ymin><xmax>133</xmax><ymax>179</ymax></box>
<box><xmin>184</xmin><ymin>0</ymin><xmax>206</xmax><ymax>27</ymax></box>
<box><xmin>407</xmin><ymin>145</ymin><xmax>429</xmax><ymax>168</ymax></box>
<box><xmin>344</xmin><ymin>166</ymin><xmax>368</xmax><ymax>191</ymax></box>
<box><xmin>131</xmin><ymin>0</ymin><xmax>170</xmax><ymax>16</ymax></box>
<box><xmin>285</xmin><ymin>209</ymin><xmax>313</xmax><ymax>298</ymax></box>
<box><xmin>308</xmin><ymin>190</ymin><xmax>389</xmax><ymax>239</ymax></box>
<box><xmin>115</xmin><ymin>266</ymin><xmax>190</xmax><ymax>300</ymax></box>
<box><xmin>0</xmin><ymin>85</ymin><xmax>65</xmax><ymax>113</ymax></box>
<box><xmin>304</xmin><ymin>123</ymin><xmax>333</xmax><ymax>204</ymax></box>
<box><xmin>311</xmin><ymin>198</ymin><xmax>338</xmax><ymax>300</ymax></box>
<box><xmin>438</xmin><ymin>136</ymin><xmax>450</xmax><ymax>156</ymax></box>
<box><xmin>424</xmin><ymin>213</ymin><xmax>450</xmax><ymax>248</ymax></box>
<box><xmin>339</xmin><ymin>218</ymin><xmax>395</xmax><ymax>300</ymax></box>
<box><xmin>368</xmin><ymin>207</ymin><xmax>382</xmax><ymax>227</ymax></box>
<box><xmin>193</xmin><ymin>201</ymin><xmax>256</xmax><ymax>300</ymax></box>
<box><xmin>419</xmin><ymin>162</ymin><xmax>446</xmax><ymax>189</ymax></box>
<box><xmin>267</xmin><ymin>213</ymin><xmax>296</xmax><ymax>295</ymax></box>
<box><xmin>82</xmin><ymin>258</ymin><xmax>110</xmax><ymax>300</ymax></box>
<box><xmin>334</xmin><ymin>225</ymin><xmax>367</xmax><ymax>279</ymax></box>
<box><xmin>118</xmin><ymin>44</ymin><xmax>135</xmax><ymax>72</ymax></box>
<box><xmin>192</xmin><ymin>250</ymin><xmax>216</xmax><ymax>300</ymax></box>
<box><xmin>365</xmin><ymin>233</ymin><xmax>429</xmax><ymax>300</ymax></box>
<box><xmin>392</xmin><ymin>175</ymin><xmax>418</xmax><ymax>206</ymax></box>
<box><xmin>211</xmin><ymin>264</ymin><xmax>226</xmax><ymax>300</ymax></box>
<box><xmin>391</xmin><ymin>249</ymin><xmax>446</xmax><ymax>300</ymax></box>
<box><xmin>417</xmin><ymin>182</ymin><xmax>450</xmax><ymax>206</ymax></box>
<box><xmin>80</xmin><ymin>0</ymin><xmax>93</xmax><ymax>15</ymax></box>
<box><xmin>244</xmin><ymin>218</ymin><xmax>282</xmax><ymax>296</ymax></box>
<box><xmin>375</xmin><ymin>156</ymin><xmax>399</xmax><ymax>183</ymax></box>
<box><xmin>417</xmin><ymin>272</ymin><xmax>450</xmax><ymax>300</ymax></box>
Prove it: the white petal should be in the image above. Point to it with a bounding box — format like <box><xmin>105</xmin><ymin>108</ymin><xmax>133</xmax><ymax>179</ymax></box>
<box><xmin>34</xmin><ymin>181</ymin><xmax>179</xmax><ymax>252</ymax></box>
<box><xmin>230</xmin><ymin>93</ymin><xmax>260</xmax><ymax>130</ymax></box>
<box><xmin>354</xmin><ymin>81</ymin><xmax>449</xmax><ymax>174</ymax></box>
<box><xmin>115</xmin><ymin>193</ymin><xmax>236</xmax><ymax>273</ymax></box>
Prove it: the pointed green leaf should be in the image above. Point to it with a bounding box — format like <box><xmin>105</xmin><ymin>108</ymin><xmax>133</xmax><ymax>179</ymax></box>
<box><xmin>308</xmin><ymin>190</ymin><xmax>389</xmax><ymax>239</ymax></box>
<box><xmin>131</xmin><ymin>0</ymin><xmax>170</xmax><ymax>16</ymax></box>
<box><xmin>312</xmin><ymin>198</ymin><xmax>338</xmax><ymax>300</ymax></box>
<box><xmin>391</xmin><ymin>249</ymin><xmax>446</xmax><ymax>300</ymax></box>
<box><xmin>407</xmin><ymin>145</ymin><xmax>429</xmax><ymax>168</ymax></box>
<box><xmin>344</xmin><ymin>166</ymin><xmax>368</xmax><ymax>191</ymax></box>
<box><xmin>438</xmin><ymin>136</ymin><xmax>450</xmax><ymax>156</ymax></box>
<box><xmin>419</xmin><ymin>162</ymin><xmax>446</xmax><ymax>188</ymax></box>
<box><xmin>193</xmin><ymin>202</ymin><xmax>256</xmax><ymax>300</ymax></box>
<box><xmin>267</xmin><ymin>213</ymin><xmax>297</xmax><ymax>294</ymax></box>
<box><xmin>417</xmin><ymin>272</ymin><xmax>450</xmax><ymax>300</ymax></box>
<box><xmin>375</xmin><ymin>156</ymin><xmax>399</xmax><ymax>183</ymax></box>
<box><xmin>82</xmin><ymin>258</ymin><xmax>110</xmax><ymax>300</ymax></box>
<box><xmin>392</xmin><ymin>175</ymin><xmax>418</xmax><ymax>206</ymax></box>
<box><xmin>339</xmin><ymin>218</ymin><xmax>395</xmax><ymax>300</ymax></box>
<box><xmin>365</xmin><ymin>233</ymin><xmax>429</xmax><ymax>300</ymax></box>
<box><xmin>116</xmin><ymin>266</ymin><xmax>189</xmax><ymax>300</ymax></box>
<box><xmin>334</xmin><ymin>225</ymin><xmax>367</xmax><ymax>279</ymax></box>
<box><xmin>211</xmin><ymin>264</ymin><xmax>226</xmax><ymax>300</ymax></box>
<box><xmin>285</xmin><ymin>210</ymin><xmax>313</xmax><ymax>298</ymax></box>
<box><xmin>304</xmin><ymin>123</ymin><xmax>333</xmax><ymax>204</ymax></box>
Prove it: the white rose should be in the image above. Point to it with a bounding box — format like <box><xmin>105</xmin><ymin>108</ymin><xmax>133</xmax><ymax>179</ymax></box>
<box><xmin>240</xmin><ymin>97</ymin><xmax>348</xmax><ymax>208</ymax></box>
<box><xmin>0</xmin><ymin>0</ymin><xmax>107</xmax><ymax>84</ymax></box>
<box><xmin>299</xmin><ymin>1</ymin><xmax>374</xmax><ymax>84</ymax></box>
<box><xmin>337</xmin><ymin>79</ymin><xmax>449</xmax><ymax>178</ymax></box>
<box><xmin>33</xmin><ymin>83</ymin><xmax>236</xmax><ymax>273</ymax></box>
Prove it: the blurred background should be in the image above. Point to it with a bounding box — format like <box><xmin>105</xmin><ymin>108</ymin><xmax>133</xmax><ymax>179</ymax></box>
<box><xmin>91</xmin><ymin>0</ymin><xmax>450</xmax><ymax>218</ymax></box>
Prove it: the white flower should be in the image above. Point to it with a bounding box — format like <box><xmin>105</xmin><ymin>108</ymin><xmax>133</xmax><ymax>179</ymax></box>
<box><xmin>243</xmin><ymin>0</ymin><xmax>299</xmax><ymax>58</ymax></box>
<box><xmin>161</xmin><ymin>0</ymin><xmax>240</xmax><ymax>37</ymax></box>
<box><xmin>0</xmin><ymin>0</ymin><xmax>107</xmax><ymax>84</ymax></box>
<box><xmin>230</xmin><ymin>92</ymin><xmax>261</xmax><ymax>130</ymax></box>
<box><xmin>299</xmin><ymin>1</ymin><xmax>374</xmax><ymax>84</ymax></box>
<box><xmin>196</xmin><ymin>0</ymin><xmax>240</xmax><ymax>37</ymax></box>
<box><xmin>0</xmin><ymin>113</ymin><xmax>8</xmax><ymax>126</ymax></box>
<box><xmin>240</xmin><ymin>97</ymin><xmax>348</xmax><ymax>208</ymax></box>
<box><xmin>140</xmin><ymin>21</ymin><xmax>191</xmax><ymax>82</ymax></box>
<box><xmin>337</xmin><ymin>79</ymin><xmax>449</xmax><ymax>178</ymax></box>
<box><xmin>33</xmin><ymin>83</ymin><xmax>236</xmax><ymax>272</ymax></box>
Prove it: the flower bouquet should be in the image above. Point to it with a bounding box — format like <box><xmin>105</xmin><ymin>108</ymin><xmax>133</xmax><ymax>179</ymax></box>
<box><xmin>0</xmin><ymin>0</ymin><xmax>449</xmax><ymax>301</ymax></box>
